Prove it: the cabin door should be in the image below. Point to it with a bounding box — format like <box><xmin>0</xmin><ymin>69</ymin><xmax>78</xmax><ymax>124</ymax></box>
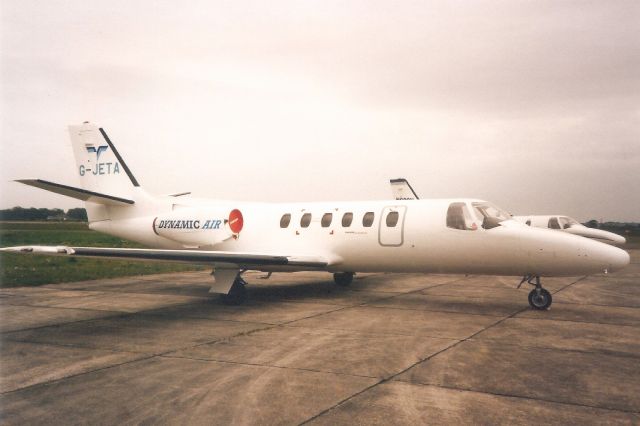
<box><xmin>379</xmin><ymin>205</ymin><xmax>407</xmax><ymax>247</ymax></box>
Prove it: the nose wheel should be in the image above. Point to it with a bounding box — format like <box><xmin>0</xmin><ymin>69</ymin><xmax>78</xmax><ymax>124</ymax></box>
<box><xmin>518</xmin><ymin>275</ymin><xmax>552</xmax><ymax>310</ymax></box>
<box><xmin>528</xmin><ymin>287</ymin><xmax>552</xmax><ymax>310</ymax></box>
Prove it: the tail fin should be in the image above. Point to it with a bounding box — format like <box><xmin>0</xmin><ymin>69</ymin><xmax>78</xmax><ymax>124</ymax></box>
<box><xmin>390</xmin><ymin>178</ymin><xmax>419</xmax><ymax>200</ymax></box>
<box><xmin>14</xmin><ymin>123</ymin><xmax>144</xmax><ymax>224</ymax></box>
<box><xmin>68</xmin><ymin>122</ymin><xmax>140</xmax><ymax>199</ymax></box>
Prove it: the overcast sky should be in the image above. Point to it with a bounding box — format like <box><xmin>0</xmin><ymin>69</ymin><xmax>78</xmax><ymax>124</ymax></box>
<box><xmin>1</xmin><ymin>0</ymin><xmax>638</xmax><ymax>221</ymax></box>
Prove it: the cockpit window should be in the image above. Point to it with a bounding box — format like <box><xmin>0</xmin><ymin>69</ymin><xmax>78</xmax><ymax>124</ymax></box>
<box><xmin>548</xmin><ymin>217</ymin><xmax>560</xmax><ymax>229</ymax></box>
<box><xmin>472</xmin><ymin>202</ymin><xmax>511</xmax><ymax>230</ymax></box>
<box><xmin>446</xmin><ymin>202</ymin><xmax>477</xmax><ymax>230</ymax></box>
<box><xmin>559</xmin><ymin>216</ymin><xmax>579</xmax><ymax>229</ymax></box>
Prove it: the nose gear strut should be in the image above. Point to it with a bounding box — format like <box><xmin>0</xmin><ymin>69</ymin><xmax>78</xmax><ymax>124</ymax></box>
<box><xmin>518</xmin><ymin>274</ymin><xmax>552</xmax><ymax>310</ymax></box>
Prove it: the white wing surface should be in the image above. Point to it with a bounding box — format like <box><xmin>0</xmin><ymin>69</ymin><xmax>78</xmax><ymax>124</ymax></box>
<box><xmin>1</xmin><ymin>246</ymin><xmax>328</xmax><ymax>270</ymax></box>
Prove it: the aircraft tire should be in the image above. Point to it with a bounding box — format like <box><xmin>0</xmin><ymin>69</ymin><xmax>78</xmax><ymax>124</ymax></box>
<box><xmin>528</xmin><ymin>288</ymin><xmax>552</xmax><ymax>310</ymax></box>
<box><xmin>334</xmin><ymin>272</ymin><xmax>354</xmax><ymax>287</ymax></box>
<box><xmin>220</xmin><ymin>282</ymin><xmax>247</xmax><ymax>305</ymax></box>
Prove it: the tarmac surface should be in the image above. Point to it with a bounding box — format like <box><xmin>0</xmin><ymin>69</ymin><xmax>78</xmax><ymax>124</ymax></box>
<box><xmin>1</xmin><ymin>251</ymin><xmax>639</xmax><ymax>425</ymax></box>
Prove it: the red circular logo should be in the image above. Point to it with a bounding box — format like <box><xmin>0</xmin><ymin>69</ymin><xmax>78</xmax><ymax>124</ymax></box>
<box><xmin>228</xmin><ymin>209</ymin><xmax>244</xmax><ymax>234</ymax></box>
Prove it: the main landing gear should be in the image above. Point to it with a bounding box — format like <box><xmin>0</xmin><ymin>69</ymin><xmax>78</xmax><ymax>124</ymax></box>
<box><xmin>518</xmin><ymin>275</ymin><xmax>552</xmax><ymax>310</ymax></box>
<box><xmin>333</xmin><ymin>272</ymin><xmax>354</xmax><ymax>287</ymax></box>
<box><xmin>220</xmin><ymin>275</ymin><xmax>248</xmax><ymax>305</ymax></box>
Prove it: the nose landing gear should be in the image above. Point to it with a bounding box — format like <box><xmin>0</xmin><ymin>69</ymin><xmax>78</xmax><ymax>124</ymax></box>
<box><xmin>518</xmin><ymin>275</ymin><xmax>552</xmax><ymax>310</ymax></box>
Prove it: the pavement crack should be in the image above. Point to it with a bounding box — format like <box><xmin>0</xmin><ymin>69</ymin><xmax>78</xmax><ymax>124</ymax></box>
<box><xmin>300</xmin><ymin>289</ymin><xmax>534</xmax><ymax>424</ymax></box>
<box><xmin>158</xmin><ymin>354</ymin><xmax>379</xmax><ymax>380</ymax></box>
<box><xmin>550</xmin><ymin>276</ymin><xmax>587</xmax><ymax>295</ymax></box>
<box><xmin>0</xmin><ymin>354</ymin><xmax>157</xmax><ymax>396</ymax></box>
<box><xmin>403</xmin><ymin>382</ymin><xmax>640</xmax><ymax>415</ymax></box>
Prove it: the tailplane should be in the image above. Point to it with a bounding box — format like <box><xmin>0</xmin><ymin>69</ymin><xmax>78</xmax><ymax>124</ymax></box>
<box><xmin>16</xmin><ymin>179</ymin><xmax>134</xmax><ymax>206</ymax></box>
<box><xmin>15</xmin><ymin>122</ymin><xmax>143</xmax><ymax>223</ymax></box>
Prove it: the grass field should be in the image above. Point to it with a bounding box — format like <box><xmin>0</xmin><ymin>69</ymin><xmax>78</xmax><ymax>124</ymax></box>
<box><xmin>0</xmin><ymin>221</ymin><xmax>206</xmax><ymax>287</ymax></box>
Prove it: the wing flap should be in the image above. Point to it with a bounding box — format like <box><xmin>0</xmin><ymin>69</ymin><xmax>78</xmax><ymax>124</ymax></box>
<box><xmin>1</xmin><ymin>246</ymin><xmax>328</xmax><ymax>270</ymax></box>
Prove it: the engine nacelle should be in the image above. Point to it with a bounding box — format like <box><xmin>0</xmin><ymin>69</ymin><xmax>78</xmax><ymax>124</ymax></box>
<box><xmin>152</xmin><ymin>208</ymin><xmax>244</xmax><ymax>248</ymax></box>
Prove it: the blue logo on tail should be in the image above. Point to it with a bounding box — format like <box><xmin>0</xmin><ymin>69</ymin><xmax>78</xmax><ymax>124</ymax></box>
<box><xmin>86</xmin><ymin>145</ymin><xmax>109</xmax><ymax>160</ymax></box>
<box><xmin>80</xmin><ymin>145</ymin><xmax>120</xmax><ymax>176</ymax></box>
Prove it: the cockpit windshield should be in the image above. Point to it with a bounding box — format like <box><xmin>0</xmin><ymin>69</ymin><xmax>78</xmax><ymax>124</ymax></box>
<box><xmin>558</xmin><ymin>216</ymin><xmax>579</xmax><ymax>229</ymax></box>
<box><xmin>472</xmin><ymin>202</ymin><xmax>512</xmax><ymax>230</ymax></box>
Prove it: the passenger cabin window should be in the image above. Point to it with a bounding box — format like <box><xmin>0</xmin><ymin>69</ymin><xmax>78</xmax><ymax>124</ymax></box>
<box><xmin>342</xmin><ymin>212</ymin><xmax>353</xmax><ymax>227</ymax></box>
<box><xmin>446</xmin><ymin>202</ymin><xmax>475</xmax><ymax>230</ymax></box>
<box><xmin>321</xmin><ymin>213</ymin><xmax>333</xmax><ymax>227</ymax></box>
<box><xmin>363</xmin><ymin>212</ymin><xmax>375</xmax><ymax>227</ymax></box>
<box><xmin>280</xmin><ymin>213</ymin><xmax>291</xmax><ymax>228</ymax></box>
<box><xmin>300</xmin><ymin>213</ymin><xmax>312</xmax><ymax>228</ymax></box>
<box><xmin>386</xmin><ymin>211</ymin><xmax>399</xmax><ymax>227</ymax></box>
<box><xmin>548</xmin><ymin>217</ymin><xmax>560</xmax><ymax>229</ymax></box>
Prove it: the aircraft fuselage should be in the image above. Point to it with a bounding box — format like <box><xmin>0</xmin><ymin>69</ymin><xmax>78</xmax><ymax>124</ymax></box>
<box><xmin>90</xmin><ymin>195</ymin><xmax>629</xmax><ymax>278</ymax></box>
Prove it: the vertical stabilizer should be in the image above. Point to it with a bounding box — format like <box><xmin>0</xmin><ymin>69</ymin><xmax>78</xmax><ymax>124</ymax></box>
<box><xmin>68</xmin><ymin>122</ymin><xmax>140</xmax><ymax>199</ymax></box>
<box><xmin>390</xmin><ymin>178</ymin><xmax>419</xmax><ymax>200</ymax></box>
<box><xmin>68</xmin><ymin>122</ymin><xmax>143</xmax><ymax>222</ymax></box>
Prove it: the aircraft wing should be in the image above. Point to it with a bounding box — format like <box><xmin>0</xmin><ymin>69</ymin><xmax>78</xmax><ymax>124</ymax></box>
<box><xmin>0</xmin><ymin>246</ymin><xmax>329</xmax><ymax>270</ymax></box>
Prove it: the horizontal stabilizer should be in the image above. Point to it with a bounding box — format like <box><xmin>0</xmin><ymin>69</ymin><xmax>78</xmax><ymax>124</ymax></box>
<box><xmin>15</xmin><ymin>179</ymin><xmax>134</xmax><ymax>206</ymax></box>
<box><xmin>0</xmin><ymin>246</ymin><xmax>328</xmax><ymax>270</ymax></box>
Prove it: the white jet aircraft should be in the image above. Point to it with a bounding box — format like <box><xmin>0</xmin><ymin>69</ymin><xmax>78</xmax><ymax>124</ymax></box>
<box><xmin>2</xmin><ymin>123</ymin><xmax>630</xmax><ymax>309</ymax></box>
<box><xmin>513</xmin><ymin>215</ymin><xmax>626</xmax><ymax>245</ymax></box>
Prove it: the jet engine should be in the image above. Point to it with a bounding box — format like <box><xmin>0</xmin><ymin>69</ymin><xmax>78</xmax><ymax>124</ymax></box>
<box><xmin>152</xmin><ymin>208</ymin><xmax>244</xmax><ymax>248</ymax></box>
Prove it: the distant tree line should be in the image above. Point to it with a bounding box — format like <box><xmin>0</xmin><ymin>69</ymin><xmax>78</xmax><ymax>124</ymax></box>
<box><xmin>583</xmin><ymin>220</ymin><xmax>600</xmax><ymax>228</ymax></box>
<box><xmin>584</xmin><ymin>219</ymin><xmax>640</xmax><ymax>236</ymax></box>
<box><xmin>0</xmin><ymin>207</ymin><xmax>87</xmax><ymax>221</ymax></box>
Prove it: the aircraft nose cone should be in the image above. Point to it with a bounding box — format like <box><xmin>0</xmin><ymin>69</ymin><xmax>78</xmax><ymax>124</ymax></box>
<box><xmin>609</xmin><ymin>247</ymin><xmax>630</xmax><ymax>272</ymax></box>
<box><xmin>596</xmin><ymin>243</ymin><xmax>630</xmax><ymax>273</ymax></box>
<box><xmin>520</xmin><ymin>227</ymin><xmax>630</xmax><ymax>277</ymax></box>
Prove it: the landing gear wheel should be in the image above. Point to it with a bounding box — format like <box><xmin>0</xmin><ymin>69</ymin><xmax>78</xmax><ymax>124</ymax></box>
<box><xmin>528</xmin><ymin>288</ymin><xmax>552</xmax><ymax>310</ymax></box>
<box><xmin>220</xmin><ymin>281</ymin><xmax>247</xmax><ymax>305</ymax></box>
<box><xmin>333</xmin><ymin>272</ymin><xmax>354</xmax><ymax>287</ymax></box>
